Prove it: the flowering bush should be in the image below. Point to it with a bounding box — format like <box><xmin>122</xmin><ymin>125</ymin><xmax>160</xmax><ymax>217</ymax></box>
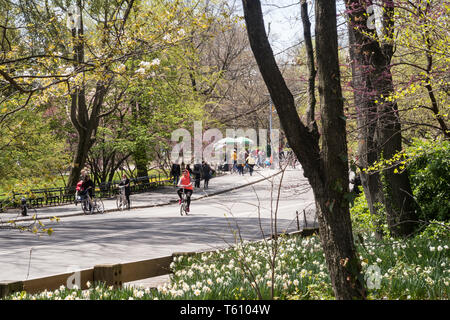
<box><xmin>4</xmin><ymin>231</ymin><xmax>448</xmax><ymax>300</ymax></box>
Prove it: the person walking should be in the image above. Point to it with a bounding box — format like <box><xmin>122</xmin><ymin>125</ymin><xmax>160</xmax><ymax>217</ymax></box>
<box><xmin>80</xmin><ymin>174</ymin><xmax>95</xmax><ymax>213</ymax></box>
<box><xmin>231</xmin><ymin>149</ymin><xmax>238</xmax><ymax>173</ymax></box>
<box><xmin>171</xmin><ymin>162</ymin><xmax>181</xmax><ymax>186</ymax></box>
<box><xmin>202</xmin><ymin>161</ymin><xmax>214</xmax><ymax>189</ymax></box>
<box><xmin>193</xmin><ymin>163</ymin><xmax>202</xmax><ymax>188</ymax></box>
<box><xmin>246</xmin><ymin>154</ymin><xmax>256</xmax><ymax>176</ymax></box>
<box><xmin>237</xmin><ymin>151</ymin><xmax>245</xmax><ymax>175</ymax></box>
<box><xmin>258</xmin><ymin>150</ymin><xmax>265</xmax><ymax>168</ymax></box>
<box><xmin>118</xmin><ymin>173</ymin><xmax>131</xmax><ymax>210</ymax></box>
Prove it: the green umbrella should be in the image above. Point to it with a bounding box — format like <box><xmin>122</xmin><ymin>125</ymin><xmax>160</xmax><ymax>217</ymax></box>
<box><xmin>213</xmin><ymin>137</ymin><xmax>236</xmax><ymax>150</ymax></box>
<box><xmin>235</xmin><ymin>137</ymin><xmax>254</xmax><ymax>145</ymax></box>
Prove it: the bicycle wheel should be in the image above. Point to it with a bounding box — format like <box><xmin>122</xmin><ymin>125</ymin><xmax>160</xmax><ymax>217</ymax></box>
<box><xmin>94</xmin><ymin>199</ymin><xmax>105</xmax><ymax>214</ymax></box>
<box><xmin>180</xmin><ymin>201</ymin><xmax>185</xmax><ymax>216</ymax></box>
<box><xmin>81</xmin><ymin>199</ymin><xmax>90</xmax><ymax>214</ymax></box>
<box><xmin>116</xmin><ymin>196</ymin><xmax>123</xmax><ymax>211</ymax></box>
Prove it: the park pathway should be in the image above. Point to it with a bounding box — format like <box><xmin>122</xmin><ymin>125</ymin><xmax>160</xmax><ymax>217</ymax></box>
<box><xmin>0</xmin><ymin>167</ymin><xmax>317</xmax><ymax>290</ymax></box>
<box><xmin>2</xmin><ymin>168</ymin><xmax>284</xmax><ymax>223</ymax></box>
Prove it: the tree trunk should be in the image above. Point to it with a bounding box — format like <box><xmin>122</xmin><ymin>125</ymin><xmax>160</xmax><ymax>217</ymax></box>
<box><xmin>131</xmin><ymin>100</ymin><xmax>149</xmax><ymax>180</ymax></box>
<box><xmin>67</xmin><ymin>130</ymin><xmax>93</xmax><ymax>188</ymax></box>
<box><xmin>242</xmin><ymin>0</ymin><xmax>365</xmax><ymax>299</ymax></box>
<box><xmin>314</xmin><ymin>0</ymin><xmax>365</xmax><ymax>299</ymax></box>
<box><xmin>375</xmin><ymin>72</ymin><xmax>418</xmax><ymax>237</ymax></box>
<box><xmin>300</xmin><ymin>0</ymin><xmax>318</xmax><ymax>138</ymax></box>
<box><xmin>67</xmin><ymin>83</ymin><xmax>106</xmax><ymax>188</ymax></box>
<box><xmin>345</xmin><ymin>0</ymin><xmax>418</xmax><ymax>237</ymax></box>
<box><xmin>134</xmin><ymin>147</ymin><xmax>149</xmax><ymax>178</ymax></box>
<box><xmin>347</xmin><ymin>23</ymin><xmax>385</xmax><ymax>239</ymax></box>
<box><xmin>66</xmin><ymin>2</ymin><xmax>106</xmax><ymax>188</ymax></box>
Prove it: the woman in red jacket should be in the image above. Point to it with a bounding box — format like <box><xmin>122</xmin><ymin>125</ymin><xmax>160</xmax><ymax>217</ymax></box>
<box><xmin>177</xmin><ymin>169</ymin><xmax>193</xmax><ymax>213</ymax></box>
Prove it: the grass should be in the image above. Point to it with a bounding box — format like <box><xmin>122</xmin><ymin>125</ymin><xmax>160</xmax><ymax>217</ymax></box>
<box><xmin>4</xmin><ymin>225</ymin><xmax>449</xmax><ymax>300</ymax></box>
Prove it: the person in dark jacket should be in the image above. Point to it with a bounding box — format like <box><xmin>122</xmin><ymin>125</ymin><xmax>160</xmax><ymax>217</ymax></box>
<box><xmin>118</xmin><ymin>173</ymin><xmax>131</xmax><ymax>209</ymax></box>
<box><xmin>185</xmin><ymin>164</ymin><xmax>193</xmax><ymax>175</ymax></box>
<box><xmin>193</xmin><ymin>163</ymin><xmax>202</xmax><ymax>188</ymax></box>
<box><xmin>202</xmin><ymin>161</ymin><xmax>215</xmax><ymax>189</ymax></box>
<box><xmin>80</xmin><ymin>175</ymin><xmax>95</xmax><ymax>212</ymax></box>
<box><xmin>171</xmin><ymin>162</ymin><xmax>181</xmax><ymax>186</ymax></box>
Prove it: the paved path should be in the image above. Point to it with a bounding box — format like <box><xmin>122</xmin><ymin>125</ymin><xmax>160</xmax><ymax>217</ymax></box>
<box><xmin>0</xmin><ymin>167</ymin><xmax>316</xmax><ymax>289</ymax></box>
<box><xmin>1</xmin><ymin>169</ymin><xmax>284</xmax><ymax>223</ymax></box>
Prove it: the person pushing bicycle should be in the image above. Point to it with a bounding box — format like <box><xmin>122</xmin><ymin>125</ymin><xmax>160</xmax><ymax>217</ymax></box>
<box><xmin>79</xmin><ymin>175</ymin><xmax>95</xmax><ymax>212</ymax></box>
<box><xmin>177</xmin><ymin>169</ymin><xmax>193</xmax><ymax>213</ymax></box>
<box><xmin>118</xmin><ymin>173</ymin><xmax>131</xmax><ymax>209</ymax></box>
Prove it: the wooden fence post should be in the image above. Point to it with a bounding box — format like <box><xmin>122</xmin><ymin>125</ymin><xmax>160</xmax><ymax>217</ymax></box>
<box><xmin>93</xmin><ymin>264</ymin><xmax>123</xmax><ymax>288</ymax></box>
<box><xmin>0</xmin><ymin>281</ymin><xmax>24</xmax><ymax>298</ymax></box>
<box><xmin>303</xmin><ymin>209</ymin><xmax>308</xmax><ymax>228</ymax></box>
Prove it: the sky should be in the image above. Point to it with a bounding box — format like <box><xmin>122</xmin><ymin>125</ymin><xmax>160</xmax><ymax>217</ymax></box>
<box><xmin>232</xmin><ymin>0</ymin><xmax>349</xmax><ymax>58</ymax></box>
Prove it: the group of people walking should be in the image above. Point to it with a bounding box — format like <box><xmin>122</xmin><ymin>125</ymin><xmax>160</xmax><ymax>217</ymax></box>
<box><xmin>231</xmin><ymin>149</ymin><xmax>268</xmax><ymax>176</ymax></box>
<box><xmin>170</xmin><ymin>161</ymin><xmax>215</xmax><ymax>189</ymax></box>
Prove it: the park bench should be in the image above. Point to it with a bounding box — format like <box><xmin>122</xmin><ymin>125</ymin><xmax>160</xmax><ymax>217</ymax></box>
<box><xmin>98</xmin><ymin>182</ymin><xmax>113</xmax><ymax>198</ymax></box>
<box><xmin>28</xmin><ymin>189</ymin><xmax>46</xmax><ymax>208</ymax></box>
<box><xmin>45</xmin><ymin>188</ymin><xmax>61</xmax><ymax>206</ymax></box>
<box><xmin>62</xmin><ymin>186</ymin><xmax>76</xmax><ymax>204</ymax></box>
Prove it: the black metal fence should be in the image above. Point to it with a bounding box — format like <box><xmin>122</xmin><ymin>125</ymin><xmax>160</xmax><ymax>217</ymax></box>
<box><xmin>0</xmin><ymin>174</ymin><xmax>171</xmax><ymax>212</ymax></box>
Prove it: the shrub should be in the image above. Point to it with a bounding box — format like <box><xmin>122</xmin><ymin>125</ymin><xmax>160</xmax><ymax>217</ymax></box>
<box><xmin>350</xmin><ymin>187</ymin><xmax>389</xmax><ymax>236</ymax></box>
<box><xmin>407</xmin><ymin>139</ymin><xmax>450</xmax><ymax>221</ymax></box>
<box><xmin>418</xmin><ymin>220</ymin><xmax>450</xmax><ymax>241</ymax></box>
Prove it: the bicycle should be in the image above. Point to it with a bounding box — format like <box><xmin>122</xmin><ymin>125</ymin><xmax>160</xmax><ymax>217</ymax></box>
<box><xmin>116</xmin><ymin>185</ymin><xmax>130</xmax><ymax>211</ymax></box>
<box><xmin>179</xmin><ymin>190</ymin><xmax>188</xmax><ymax>216</ymax></box>
<box><xmin>80</xmin><ymin>194</ymin><xmax>104</xmax><ymax>215</ymax></box>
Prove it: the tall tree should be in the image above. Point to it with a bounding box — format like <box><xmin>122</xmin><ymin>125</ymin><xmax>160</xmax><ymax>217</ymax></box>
<box><xmin>242</xmin><ymin>0</ymin><xmax>366</xmax><ymax>299</ymax></box>
<box><xmin>66</xmin><ymin>0</ymin><xmax>106</xmax><ymax>187</ymax></box>
<box><xmin>346</xmin><ymin>0</ymin><xmax>419</xmax><ymax>237</ymax></box>
<box><xmin>300</xmin><ymin>0</ymin><xmax>318</xmax><ymax>137</ymax></box>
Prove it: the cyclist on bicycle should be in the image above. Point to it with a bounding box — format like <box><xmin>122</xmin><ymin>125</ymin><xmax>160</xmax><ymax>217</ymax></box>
<box><xmin>80</xmin><ymin>175</ymin><xmax>95</xmax><ymax>212</ymax></box>
<box><xmin>75</xmin><ymin>178</ymin><xmax>84</xmax><ymax>205</ymax></box>
<box><xmin>177</xmin><ymin>169</ymin><xmax>193</xmax><ymax>213</ymax></box>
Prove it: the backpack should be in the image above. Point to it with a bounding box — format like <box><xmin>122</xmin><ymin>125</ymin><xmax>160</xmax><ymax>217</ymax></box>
<box><xmin>76</xmin><ymin>180</ymin><xmax>84</xmax><ymax>191</ymax></box>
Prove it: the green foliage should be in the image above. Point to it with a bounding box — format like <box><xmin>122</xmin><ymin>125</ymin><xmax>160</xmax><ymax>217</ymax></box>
<box><xmin>0</xmin><ymin>107</ymin><xmax>70</xmax><ymax>193</ymax></box>
<box><xmin>358</xmin><ymin>139</ymin><xmax>449</xmax><ymax>223</ymax></box>
<box><xmin>417</xmin><ymin>221</ymin><xmax>450</xmax><ymax>241</ymax></box>
<box><xmin>407</xmin><ymin>139</ymin><xmax>450</xmax><ymax>221</ymax></box>
<box><xmin>350</xmin><ymin>188</ymin><xmax>389</xmax><ymax>236</ymax></box>
<box><xmin>1</xmin><ymin>0</ymin><xmax>233</xmax><ymax>189</ymax></box>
